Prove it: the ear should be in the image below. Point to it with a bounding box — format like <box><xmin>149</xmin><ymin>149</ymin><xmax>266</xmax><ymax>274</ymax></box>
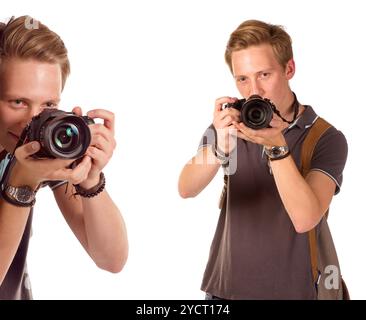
<box><xmin>285</xmin><ymin>59</ymin><xmax>295</xmax><ymax>80</ymax></box>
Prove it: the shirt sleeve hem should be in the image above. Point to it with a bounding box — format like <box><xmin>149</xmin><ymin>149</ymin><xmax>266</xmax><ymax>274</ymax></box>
<box><xmin>310</xmin><ymin>168</ymin><xmax>341</xmax><ymax>195</ymax></box>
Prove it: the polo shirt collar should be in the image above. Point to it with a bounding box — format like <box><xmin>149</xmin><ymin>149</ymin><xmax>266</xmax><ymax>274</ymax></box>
<box><xmin>286</xmin><ymin>105</ymin><xmax>318</xmax><ymax>131</ymax></box>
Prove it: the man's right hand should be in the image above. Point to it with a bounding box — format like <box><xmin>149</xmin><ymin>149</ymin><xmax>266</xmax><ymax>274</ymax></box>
<box><xmin>8</xmin><ymin>141</ymin><xmax>92</xmax><ymax>189</ymax></box>
<box><xmin>213</xmin><ymin>96</ymin><xmax>241</xmax><ymax>154</ymax></box>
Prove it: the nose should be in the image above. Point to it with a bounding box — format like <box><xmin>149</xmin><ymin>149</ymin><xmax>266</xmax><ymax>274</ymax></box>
<box><xmin>249</xmin><ymin>80</ymin><xmax>265</xmax><ymax>97</ymax></box>
<box><xmin>29</xmin><ymin>105</ymin><xmax>43</xmax><ymax>118</ymax></box>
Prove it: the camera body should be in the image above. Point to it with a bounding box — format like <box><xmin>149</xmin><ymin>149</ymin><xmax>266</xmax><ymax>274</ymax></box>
<box><xmin>24</xmin><ymin>109</ymin><xmax>95</xmax><ymax>159</ymax></box>
<box><xmin>226</xmin><ymin>94</ymin><xmax>274</xmax><ymax>129</ymax></box>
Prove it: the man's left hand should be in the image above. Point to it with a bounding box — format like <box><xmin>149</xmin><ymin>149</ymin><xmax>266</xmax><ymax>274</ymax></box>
<box><xmin>233</xmin><ymin>114</ymin><xmax>289</xmax><ymax>147</ymax></box>
<box><xmin>72</xmin><ymin>107</ymin><xmax>116</xmax><ymax>188</ymax></box>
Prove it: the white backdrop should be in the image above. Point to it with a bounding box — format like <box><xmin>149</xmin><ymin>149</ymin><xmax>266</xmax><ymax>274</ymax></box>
<box><xmin>2</xmin><ymin>0</ymin><xmax>365</xmax><ymax>299</ymax></box>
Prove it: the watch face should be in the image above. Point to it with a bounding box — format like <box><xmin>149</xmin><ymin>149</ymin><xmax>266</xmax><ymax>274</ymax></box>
<box><xmin>17</xmin><ymin>187</ymin><xmax>33</xmax><ymax>202</ymax></box>
<box><xmin>272</xmin><ymin>147</ymin><xmax>282</xmax><ymax>156</ymax></box>
<box><xmin>266</xmin><ymin>146</ymin><xmax>289</xmax><ymax>159</ymax></box>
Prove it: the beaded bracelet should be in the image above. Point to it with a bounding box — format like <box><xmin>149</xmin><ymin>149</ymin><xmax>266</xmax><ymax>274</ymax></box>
<box><xmin>74</xmin><ymin>172</ymin><xmax>106</xmax><ymax>198</ymax></box>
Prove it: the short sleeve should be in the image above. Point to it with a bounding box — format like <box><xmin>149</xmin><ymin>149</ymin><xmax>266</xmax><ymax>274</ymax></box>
<box><xmin>198</xmin><ymin>124</ymin><xmax>216</xmax><ymax>151</ymax></box>
<box><xmin>310</xmin><ymin>127</ymin><xmax>348</xmax><ymax>195</ymax></box>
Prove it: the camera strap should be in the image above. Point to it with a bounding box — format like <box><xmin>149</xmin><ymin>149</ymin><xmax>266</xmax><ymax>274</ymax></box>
<box><xmin>271</xmin><ymin>92</ymin><xmax>299</xmax><ymax>125</ymax></box>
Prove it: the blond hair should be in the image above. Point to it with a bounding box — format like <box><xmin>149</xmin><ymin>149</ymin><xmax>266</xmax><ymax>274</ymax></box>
<box><xmin>225</xmin><ymin>20</ymin><xmax>293</xmax><ymax>73</ymax></box>
<box><xmin>0</xmin><ymin>16</ymin><xmax>70</xmax><ymax>89</ymax></box>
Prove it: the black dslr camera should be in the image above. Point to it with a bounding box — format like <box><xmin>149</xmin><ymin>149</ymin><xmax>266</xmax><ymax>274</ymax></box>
<box><xmin>22</xmin><ymin>109</ymin><xmax>94</xmax><ymax>159</ymax></box>
<box><xmin>226</xmin><ymin>94</ymin><xmax>275</xmax><ymax>129</ymax></box>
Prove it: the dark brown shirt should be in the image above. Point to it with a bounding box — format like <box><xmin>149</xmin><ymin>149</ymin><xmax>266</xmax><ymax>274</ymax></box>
<box><xmin>198</xmin><ymin>106</ymin><xmax>348</xmax><ymax>299</ymax></box>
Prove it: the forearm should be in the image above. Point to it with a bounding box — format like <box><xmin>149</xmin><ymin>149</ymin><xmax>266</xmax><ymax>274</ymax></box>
<box><xmin>81</xmin><ymin>190</ymin><xmax>128</xmax><ymax>273</ymax></box>
<box><xmin>270</xmin><ymin>156</ymin><xmax>323</xmax><ymax>233</ymax></box>
<box><xmin>0</xmin><ymin>200</ymin><xmax>31</xmax><ymax>285</ymax></box>
<box><xmin>178</xmin><ymin>147</ymin><xmax>221</xmax><ymax>198</ymax></box>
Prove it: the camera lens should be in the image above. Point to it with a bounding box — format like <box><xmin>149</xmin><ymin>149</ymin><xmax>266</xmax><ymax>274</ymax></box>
<box><xmin>242</xmin><ymin>96</ymin><xmax>273</xmax><ymax>129</ymax></box>
<box><xmin>53</xmin><ymin>123</ymin><xmax>80</xmax><ymax>151</ymax></box>
<box><xmin>247</xmin><ymin>107</ymin><xmax>266</xmax><ymax>125</ymax></box>
<box><xmin>39</xmin><ymin>113</ymin><xmax>91</xmax><ymax>159</ymax></box>
<box><xmin>26</xmin><ymin>109</ymin><xmax>93</xmax><ymax>159</ymax></box>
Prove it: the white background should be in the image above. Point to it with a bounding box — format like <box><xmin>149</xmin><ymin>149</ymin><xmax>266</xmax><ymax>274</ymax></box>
<box><xmin>2</xmin><ymin>0</ymin><xmax>365</xmax><ymax>299</ymax></box>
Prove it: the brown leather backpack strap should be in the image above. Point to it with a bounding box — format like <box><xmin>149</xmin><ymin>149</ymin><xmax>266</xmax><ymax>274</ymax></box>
<box><xmin>300</xmin><ymin>117</ymin><xmax>332</xmax><ymax>283</ymax></box>
<box><xmin>300</xmin><ymin>117</ymin><xmax>332</xmax><ymax>176</ymax></box>
<box><xmin>308</xmin><ymin>229</ymin><xmax>318</xmax><ymax>282</ymax></box>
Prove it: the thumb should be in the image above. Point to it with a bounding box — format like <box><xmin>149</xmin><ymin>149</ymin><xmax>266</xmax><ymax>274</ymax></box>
<box><xmin>269</xmin><ymin>118</ymin><xmax>284</xmax><ymax>128</ymax></box>
<box><xmin>72</xmin><ymin>106</ymin><xmax>83</xmax><ymax>116</ymax></box>
<box><xmin>14</xmin><ymin>141</ymin><xmax>40</xmax><ymax>161</ymax></box>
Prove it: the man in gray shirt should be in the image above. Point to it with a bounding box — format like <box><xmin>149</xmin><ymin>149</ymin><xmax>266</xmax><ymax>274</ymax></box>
<box><xmin>178</xmin><ymin>20</ymin><xmax>347</xmax><ymax>299</ymax></box>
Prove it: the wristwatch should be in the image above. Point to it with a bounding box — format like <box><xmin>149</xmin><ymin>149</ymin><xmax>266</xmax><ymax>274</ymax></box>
<box><xmin>1</xmin><ymin>184</ymin><xmax>36</xmax><ymax>207</ymax></box>
<box><xmin>212</xmin><ymin>145</ymin><xmax>230</xmax><ymax>166</ymax></box>
<box><xmin>264</xmin><ymin>145</ymin><xmax>290</xmax><ymax>161</ymax></box>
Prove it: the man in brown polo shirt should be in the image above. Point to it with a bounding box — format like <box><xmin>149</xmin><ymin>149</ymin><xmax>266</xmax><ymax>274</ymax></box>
<box><xmin>178</xmin><ymin>20</ymin><xmax>348</xmax><ymax>299</ymax></box>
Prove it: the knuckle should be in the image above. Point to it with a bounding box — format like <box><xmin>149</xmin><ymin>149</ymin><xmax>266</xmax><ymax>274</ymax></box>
<box><xmin>70</xmin><ymin>172</ymin><xmax>78</xmax><ymax>183</ymax></box>
<box><xmin>91</xmin><ymin>124</ymin><xmax>101</xmax><ymax>132</ymax></box>
<box><xmin>94</xmin><ymin>135</ymin><xmax>102</xmax><ymax>144</ymax></box>
<box><xmin>14</xmin><ymin>150</ymin><xmax>21</xmax><ymax>160</ymax></box>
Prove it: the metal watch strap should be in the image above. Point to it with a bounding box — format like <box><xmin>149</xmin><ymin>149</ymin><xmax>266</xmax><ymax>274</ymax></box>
<box><xmin>264</xmin><ymin>145</ymin><xmax>290</xmax><ymax>160</ymax></box>
<box><xmin>1</xmin><ymin>185</ymin><xmax>36</xmax><ymax>207</ymax></box>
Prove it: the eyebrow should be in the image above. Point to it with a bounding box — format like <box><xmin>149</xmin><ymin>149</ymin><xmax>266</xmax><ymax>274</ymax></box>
<box><xmin>234</xmin><ymin>68</ymin><xmax>275</xmax><ymax>79</ymax></box>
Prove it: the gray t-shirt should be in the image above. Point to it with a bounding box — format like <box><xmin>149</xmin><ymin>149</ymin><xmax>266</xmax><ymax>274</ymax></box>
<box><xmin>198</xmin><ymin>106</ymin><xmax>348</xmax><ymax>299</ymax></box>
<box><xmin>0</xmin><ymin>150</ymin><xmax>66</xmax><ymax>300</ymax></box>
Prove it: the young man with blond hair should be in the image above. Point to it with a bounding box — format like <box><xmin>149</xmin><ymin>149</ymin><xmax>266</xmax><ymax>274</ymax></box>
<box><xmin>0</xmin><ymin>16</ymin><xmax>128</xmax><ymax>299</ymax></box>
<box><xmin>178</xmin><ymin>20</ymin><xmax>348</xmax><ymax>299</ymax></box>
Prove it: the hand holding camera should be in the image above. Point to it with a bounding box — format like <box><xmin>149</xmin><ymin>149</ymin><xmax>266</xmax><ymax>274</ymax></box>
<box><xmin>23</xmin><ymin>108</ymin><xmax>95</xmax><ymax>159</ymax></box>
<box><xmin>228</xmin><ymin>95</ymin><xmax>289</xmax><ymax>147</ymax></box>
<box><xmin>7</xmin><ymin>107</ymin><xmax>116</xmax><ymax>190</ymax></box>
<box><xmin>226</xmin><ymin>95</ymin><xmax>274</xmax><ymax>130</ymax></box>
<box><xmin>74</xmin><ymin>107</ymin><xmax>116</xmax><ymax>189</ymax></box>
<box><xmin>8</xmin><ymin>141</ymin><xmax>91</xmax><ymax>190</ymax></box>
<box><xmin>213</xmin><ymin>96</ymin><xmax>241</xmax><ymax>155</ymax></box>
<box><xmin>220</xmin><ymin>94</ymin><xmax>298</xmax><ymax>148</ymax></box>
<box><xmin>7</xmin><ymin>107</ymin><xmax>95</xmax><ymax>189</ymax></box>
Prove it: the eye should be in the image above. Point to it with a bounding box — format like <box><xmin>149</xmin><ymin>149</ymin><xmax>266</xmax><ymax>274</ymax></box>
<box><xmin>260</xmin><ymin>72</ymin><xmax>270</xmax><ymax>79</ymax></box>
<box><xmin>44</xmin><ymin>102</ymin><xmax>58</xmax><ymax>108</ymax></box>
<box><xmin>9</xmin><ymin>99</ymin><xmax>26</xmax><ymax>108</ymax></box>
<box><xmin>236</xmin><ymin>76</ymin><xmax>247</xmax><ymax>83</ymax></box>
